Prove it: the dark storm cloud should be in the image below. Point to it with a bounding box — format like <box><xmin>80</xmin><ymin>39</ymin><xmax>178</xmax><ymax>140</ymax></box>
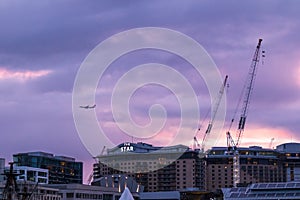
<box><xmin>0</xmin><ymin>1</ymin><xmax>132</xmax><ymax>70</ymax></box>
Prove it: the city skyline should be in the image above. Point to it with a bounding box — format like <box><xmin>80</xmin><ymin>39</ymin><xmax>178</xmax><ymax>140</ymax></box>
<box><xmin>1</xmin><ymin>1</ymin><xmax>300</xmax><ymax>182</ymax></box>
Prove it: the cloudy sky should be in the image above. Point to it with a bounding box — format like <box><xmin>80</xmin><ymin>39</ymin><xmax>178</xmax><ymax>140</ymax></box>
<box><xmin>1</xmin><ymin>0</ymin><xmax>300</xmax><ymax>182</ymax></box>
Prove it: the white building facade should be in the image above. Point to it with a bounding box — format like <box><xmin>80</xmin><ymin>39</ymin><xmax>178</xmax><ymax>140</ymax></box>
<box><xmin>7</xmin><ymin>166</ymin><xmax>49</xmax><ymax>184</ymax></box>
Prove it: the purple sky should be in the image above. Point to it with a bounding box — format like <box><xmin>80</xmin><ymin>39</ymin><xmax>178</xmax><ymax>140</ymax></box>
<box><xmin>1</xmin><ymin>1</ymin><xmax>300</xmax><ymax>182</ymax></box>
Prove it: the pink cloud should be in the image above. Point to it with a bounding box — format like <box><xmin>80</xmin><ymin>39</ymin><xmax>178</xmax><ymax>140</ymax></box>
<box><xmin>0</xmin><ymin>67</ymin><xmax>51</xmax><ymax>81</ymax></box>
<box><xmin>296</xmin><ymin>64</ymin><xmax>300</xmax><ymax>87</ymax></box>
<box><xmin>216</xmin><ymin>125</ymin><xmax>299</xmax><ymax>149</ymax></box>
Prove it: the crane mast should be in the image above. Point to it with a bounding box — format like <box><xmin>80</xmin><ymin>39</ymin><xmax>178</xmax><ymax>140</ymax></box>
<box><xmin>194</xmin><ymin>75</ymin><xmax>228</xmax><ymax>151</ymax></box>
<box><xmin>201</xmin><ymin>75</ymin><xmax>228</xmax><ymax>151</ymax></box>
<box><xmin>236</xmin><ymin>39</ymin><xmax>263</xmax><ymax>146</ymax></box>
<box><xmin>227</xmin><ymin>39</ymin><xmax>263</xmax><ymax>188</ymax></box>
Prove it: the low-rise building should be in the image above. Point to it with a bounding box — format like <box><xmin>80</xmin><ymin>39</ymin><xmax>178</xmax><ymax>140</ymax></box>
<box><xmin>0</xmin><ymin>180</ymin><xmax>61</xmax><ymax>200</ymax></box>
<box><xmin>46</xmin><ymin>184</ymin><xmax>139</xmax><ymax>200</ymax></box>
<box><xmin>13</xmin><ymin>152</ymin><xmax>83</xmax><ymax>184</ymax></box>
<box><xmin>139</xmin><ymin>191</ymin><xmax>180</xmax><ymax>200</ymax></box>
<box><xmin>6</xmin><ymin>165</ymin><xmax>49</xmax><ymax>184</ymax></box>
<box><xmin>277</xmin><ymin>143</ymin><xmax>300</xmax><ymax>182</ymax></box>
<box><xmin>92</xmin><ymin>174</ymin><xmax>144</xmax><ymax>194</ymax></box>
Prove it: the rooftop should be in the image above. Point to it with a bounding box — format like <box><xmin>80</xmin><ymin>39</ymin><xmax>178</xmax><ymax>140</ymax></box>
<box><xmin>222</xmin><ymin>182</ymin><xmax>300</xmax><ymax>200</ymax></box>
<box><xmin>13</xmin><ymin>151</ymin><xmax>76</xmax><ymax>162</ymax></box>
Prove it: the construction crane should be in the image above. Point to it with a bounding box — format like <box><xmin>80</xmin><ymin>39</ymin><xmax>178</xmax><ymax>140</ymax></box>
<box><xmin>194</xmin><ymin>75</ymin><xmax>228</xmax><ymax>151</ymax></box>
<box><xmin>87</xmin><ymin>163</ymin><xmax>95</xmax><ymax>185</ymax></box>
<box><xmin>269</xmin><ymin>138</ymin><xmax>275</xmax><ymax>149</ymax></box>
<box><xmin>193</xmin><ymin>135</ymin><xmax>200</xmax><ymax>150</ymax></box>
<box><xmin>226</xmin><ymin>39</ymin><xmax>263</xmax><ymax>187</ymax></box>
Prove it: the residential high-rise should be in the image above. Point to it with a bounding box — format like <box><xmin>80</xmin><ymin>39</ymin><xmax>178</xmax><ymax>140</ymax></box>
<box><xmin>13</xmin><ymin>152</ymin><xmax>83</xmax><ymax>184</ymax></box>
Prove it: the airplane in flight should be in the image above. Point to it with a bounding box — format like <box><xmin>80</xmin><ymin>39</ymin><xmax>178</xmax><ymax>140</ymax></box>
<box><xmin>79</xmin><ymin>104</ymin><xmax>96</xmax><ymax>109</ymax></box>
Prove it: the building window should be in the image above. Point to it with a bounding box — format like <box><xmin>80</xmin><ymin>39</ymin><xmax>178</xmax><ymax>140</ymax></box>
<box><xmin>38</xmin><ymin>171</ymin><xmax>47</xmax><ymax>177</ymax></box>
<box><xmin>66</xmin><ymin>193</ymin><xmax>74</xmax><ymax>198</ymax></box>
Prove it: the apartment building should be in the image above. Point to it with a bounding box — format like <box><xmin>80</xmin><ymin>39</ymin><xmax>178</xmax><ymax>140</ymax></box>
<box><xmin>206</xmin><ymin>146</ymin><xmax>283</xmax><ymax>192</ymax></box>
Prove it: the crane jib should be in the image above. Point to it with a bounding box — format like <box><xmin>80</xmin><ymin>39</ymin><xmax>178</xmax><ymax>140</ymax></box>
<box><xmin>238</xmin><ymin>116</ymin><xmax>246</xmax><ymax>130</ymax></box>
